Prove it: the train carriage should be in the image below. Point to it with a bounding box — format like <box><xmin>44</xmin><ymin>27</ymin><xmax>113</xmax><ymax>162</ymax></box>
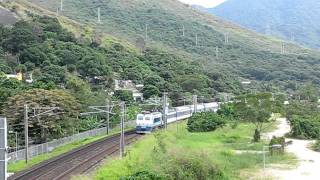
<box><xmin>136</xmin><ymin>102</ymin><xmax>220</xmax><ymax>133</ymax></box>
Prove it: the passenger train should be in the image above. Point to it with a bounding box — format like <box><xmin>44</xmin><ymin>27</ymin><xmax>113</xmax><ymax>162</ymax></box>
<box><xmin>136</xmin><ymin>102</ymin><xmax>219</xmax><ymax>133</ymax></box>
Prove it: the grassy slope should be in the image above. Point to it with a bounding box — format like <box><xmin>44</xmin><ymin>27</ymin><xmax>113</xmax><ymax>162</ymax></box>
<box><xmin>88</xmin><ymin>122</ymin><xmax>296</xmax><ymax>180</ymax></box>
<box><xmin>16</xmin><ymin>0</ymin><xmax>320</xmax><ymax>90</ymax></box>
<box><xmin>2</xmin><ymin>0</ymin><xmax>138</xmax><ymax>52</ymax></box>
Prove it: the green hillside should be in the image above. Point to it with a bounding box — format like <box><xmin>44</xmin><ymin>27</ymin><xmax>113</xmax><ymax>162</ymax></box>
<box><xmin>209</xmin><ymin>0</ymin><xmax>320</xmax><ymax>49</ymax></box>
<box><xmin>20</xmin><ymin>0</ymin><xmax>320</xmax><ymax>92</ymax></box>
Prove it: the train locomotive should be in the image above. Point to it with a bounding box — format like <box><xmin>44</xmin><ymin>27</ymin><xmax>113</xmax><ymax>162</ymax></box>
<box><xmin>136</xmin><ymin>102</ymin><xmax>219</xmax><ymax>133</ymax></box>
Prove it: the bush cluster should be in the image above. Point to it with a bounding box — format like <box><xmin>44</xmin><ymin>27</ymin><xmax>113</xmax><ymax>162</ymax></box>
<box><xmin>122</xmin><ymin>152</ymin><xmax>224</xmax><ymax>180</ymax></box>
<box><xmin>289</xmin><ymin>115</ymin><xmax>320</xmax><ymax>139</ymax></box>
<box><xmin>120</xmin><ymin>171</ymin><xmax>164</xmax><ymax>180</ymax></box>
<box><xmin>187</xmin><ymin>112</ymin><xmax>226</xmax><ymax>132</ymax></box>
<box><xmin>269</xmin><ymin>136</ymin><xmax>285</xmax><ymax>155</ymax></box>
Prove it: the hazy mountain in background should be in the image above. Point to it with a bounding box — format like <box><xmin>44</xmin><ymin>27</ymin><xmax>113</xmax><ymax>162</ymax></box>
<box><xmin>208</xmin><ymin>0</ymin><xmax>320</xmax><ymax>49</ymax></box>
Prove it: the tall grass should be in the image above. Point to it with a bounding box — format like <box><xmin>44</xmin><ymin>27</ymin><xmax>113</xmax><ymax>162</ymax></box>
<box><xmin>94</xmin><ymin>122</ymin><xmax>296</xmax><ymax>180</ymax></box>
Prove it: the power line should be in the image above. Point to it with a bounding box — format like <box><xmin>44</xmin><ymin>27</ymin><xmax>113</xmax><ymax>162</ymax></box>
<box><xmin>24</xmin><ymin>105</ymin><xmax>59</xmax><ymax>164</ymax></box>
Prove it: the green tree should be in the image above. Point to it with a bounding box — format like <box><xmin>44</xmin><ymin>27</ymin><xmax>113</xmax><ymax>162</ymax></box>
<box><xmin>143</xmin><ymin>85</ymin><xmax>160</xmax><ymax>99</ymax></box>
<box><xmin>0</xmin><ymin>76</ymin><xmax>23</xmax><ymax>109</ymax></box>
<box><xmin>187</xmin><ymin>112</ymin><xmax>226</xmax><ymax>132</ymax></box>
<box><xmin>114</xmin><ymin>90</ymin><xmax>134</xmax><ymax>103</ymax></box>
<box><xmin>234</xmin><ymin>93</ymin><xmax>274</xmax><ymax>142</ymax></box>
<box><xmin>77</xmin><ymin>54</ymin><xmax>111</xmax><ymax>78</ymax></box>
<box><xmin>20</xmin><ymin>46</ymin><xmax>48</xmax><ymax>66</ymax></box>
<box><xmin>217</xmin><ymin>103</ymin><xmax>235</xmax><ymax>120</ymax></box>
<box><xmin>3</xmin><ymin>89</ymin><xmax>80</xmax><ymax>142</ymax></box>
<box><xmin>3</xmin><ymin>21</ymin><xmax>39</xmax><ymax>54</ymax></box>
<box><xmin>38</xmin><ymin>64</ymin><xmax>66</xmax><ymax>84</ymax></box>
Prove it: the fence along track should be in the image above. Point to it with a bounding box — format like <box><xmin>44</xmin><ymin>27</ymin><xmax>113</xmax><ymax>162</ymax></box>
<box><xmin>8</xmin><ymin>121</ymin><xmax>136</xmax><ymax>162</ymax></box>
<box><xmin>9</xmin><ymin>130</ymin><xmax>142</xmax><ymax>180</ymax></box>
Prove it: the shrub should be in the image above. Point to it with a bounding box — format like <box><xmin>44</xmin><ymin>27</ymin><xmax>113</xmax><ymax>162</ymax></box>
<box><xmin>160</xmin><ymin>152</ymin><xmax>225</xmax><ymax>180</ymax></box>
<box><xmin>114</xmin><ymin>90</ymin><xmax>134</xmax><ymax>103</ymax></box>
<box><xmin>289</xmin><ymin>115</ymin><xmax>320</xmax><ymax>139</ymax></box>
<box><xmin>120</xmin><ymin>171</ymin><xmax>164</xmax><ymax>180</ymax></box>
<box><xmin>269</xmin><ymin>136</ymin><xmax>285</xmax><ymax>155</ymax></box>
<box><xmin>187</xmin><ymin>112</ymin><xmax>226</xmax><ymax>132</ymax></box>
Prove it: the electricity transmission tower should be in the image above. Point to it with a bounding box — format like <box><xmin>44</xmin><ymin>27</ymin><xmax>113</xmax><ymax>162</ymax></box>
<box><xmin>98</xmin><ymin>7</ymin><xmax>101</xmax><ymax>23</ymax></box>
<box><xmin>281</xmin><ymin>42</ymin><xmax>285</xmax><ymax>54</ymax></box>
<box><xmin>182</xmin><ymin>25</ymin><xmax>185</xmax><ymax>36</ymax></box>
<box><xmin>224</xmin><ymin>33</ymin><xmax>229</xmax><ymax>44</ymax></box>
<box><xmin>215</xmin><ymin>46</ymin><xmax>219</xmax><ymax>59</ymax></box>
<box><xmin>60</xmin><ymin>0</ymin><xmax>63</xmax><ymax>12</ymax></box>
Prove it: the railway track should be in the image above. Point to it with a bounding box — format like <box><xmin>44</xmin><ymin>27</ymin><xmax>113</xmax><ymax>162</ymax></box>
<box><xmin>9</xmin><ymin>130</ymin><xmax>142</xmax><ymax>180</ymax></box>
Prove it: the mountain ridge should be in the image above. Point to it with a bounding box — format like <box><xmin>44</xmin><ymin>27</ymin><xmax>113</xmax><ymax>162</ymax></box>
<box><xmin>208</xmin><ymin>0</ymin><xmax>320</xmax><ymax>49</ymax></box>
<box><xmin>5</xmin><ymin>0</ymin><xmax>320</xmax><ymax>93</ymax></box>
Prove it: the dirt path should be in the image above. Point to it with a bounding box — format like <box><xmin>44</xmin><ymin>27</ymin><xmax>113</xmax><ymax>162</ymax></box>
<box><xmin>264</xmin><ymin>118</ymin><xmax>320</xmax><ymax>180</ymax></box>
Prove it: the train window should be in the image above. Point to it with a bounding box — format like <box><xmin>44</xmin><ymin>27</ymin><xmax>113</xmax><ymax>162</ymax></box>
<box><xmin>154</xmin><ymin>117</ymin><xmax>161</xmax><ymax>123</ymax></box>
<box><xmin>145</xmin><ymin>117</ymin><xmax>151</xmax><ymax>121</ymax></box>
<box><xmin>137</xmin><ymin>115</ymin><xmax>144</xmax><ymax>120</ymax></box>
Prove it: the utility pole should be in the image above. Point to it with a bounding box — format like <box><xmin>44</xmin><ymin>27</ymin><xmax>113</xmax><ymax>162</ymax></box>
<box><xmin>195</xmin><ymin>34</ymin><xmax>198</xmax><ymax>46</ymax></box>
<box><xmin>56</xmin><ymin>7</ymin><xmax>59</xmax><ymax>16</ymax></box>
<box><xmin>215</xmin><ymin>46</ymin><xmax>219</xmax><ymax>59</ymax></box>
<box><xmin>22</xmin><ymin>105</ymin><xmax>59</xmax><ymax>162</ymax></box>
<box><xmin>162</xmin><ymin>92</ymin><xmax>168</xmax><ymax>129</ymax></box>
<box><xmin>119</xmin><ymin>102</ymin><xmax>125</xmax><ymax>158</ymax></box>
<box><xmin>182</xmin><ymin>25</ymin><xmax>185</xmax><ymax>36</ymax></box>
<box><xmin>290</xmin><ymin>32</ymin><xmax>295</xmax><ymax>42</ymax></box>
<box><xmin>0</xmin><ymin>117</ymin><xmax>7</xmax><ymax>180</ymax></box>
<box><xmin>106</xmin><ymin>99</ymin><xmax>110</xmax><ymax>134</ymax></box>
<box><xmin>98</xmin><ymin>7</ymin><xmax>101</xmax><ymax>23</ymax></box>
<box><xmin>24</xmin><ymin>104</ymin><xmax>28</xmax><ymax>164</ymax></box>
<box><xmin>145</xmin><ymin>24</ymin><xmax>148</xmax><ymax>42</ymax></box>
<box><xmin>281</xmin><ymin>42</ymin><xmax>285</xmax><ymax>54</ymax></box>
<box><xmin>60</xmin><ymin>0</ymin><xmax>63</xmax><ymax>12</ymax></box>
<box><xmin>80</xmin><ymin>102</ymin><xmax>115</xmax><ymax>134</ymax></box>
<box><xmin>224</xmin><ymin>33</ymin><xmax>229</xmax><ymax>44</ymax></box>
<box><xmin>193</xmin><ymin>95</ymin><xmax>198</xmax><ymax>113</ymax></box>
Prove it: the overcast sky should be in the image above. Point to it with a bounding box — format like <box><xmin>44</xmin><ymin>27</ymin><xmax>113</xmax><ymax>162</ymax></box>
<box><xmin>178</xmin><ymin>0</ymin><xmax>227</xmax><ymax>8</ymax></box>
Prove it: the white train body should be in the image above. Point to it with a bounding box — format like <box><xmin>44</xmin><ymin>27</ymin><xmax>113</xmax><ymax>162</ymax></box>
<box><xmin>136</xmin><ymin>102</ymin><xmax>219</xmax><ymax>133</ymax></box>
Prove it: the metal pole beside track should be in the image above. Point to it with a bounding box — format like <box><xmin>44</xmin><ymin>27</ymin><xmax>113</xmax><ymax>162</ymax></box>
<box><xmin>193</xmin><ymin>95</ymin><xmax>197</xmax><ymax>113</ymax></box>
<box><xmin>24</xmin><ymin>104</ymin><xmax>29</xmax><ymax>164</ymax></box>
<box><xmin>162</xmin><ymin>93</ymin><xmax>168</xmax><ymax>129</ymax></box>
<box><xmin>106</xmin><ymin>99</ymin><xmax>110</xmax><ymax>135</ymax></box>
<box><xmin>0</xmin><ymin>117</ymin><xmax>7</xmax><ymax>180</ymax></box>
<box><xmin>120</xmin><ymin>102</ymin><xmax>125</xmax><ymax>158</ymax></box>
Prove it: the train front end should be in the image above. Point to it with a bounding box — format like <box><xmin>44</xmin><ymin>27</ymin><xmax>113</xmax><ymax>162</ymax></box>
<box><xmin>136</xmin><ymin>112</ymin><xmax>162</xmax><ymax>133</ymax></box>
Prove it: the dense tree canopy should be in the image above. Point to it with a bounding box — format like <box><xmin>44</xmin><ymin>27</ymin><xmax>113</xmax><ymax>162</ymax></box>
<box><xmin>3</xmin><ymin>89</ymin><xmax>80</xmax><ymax>142</ymax></box>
